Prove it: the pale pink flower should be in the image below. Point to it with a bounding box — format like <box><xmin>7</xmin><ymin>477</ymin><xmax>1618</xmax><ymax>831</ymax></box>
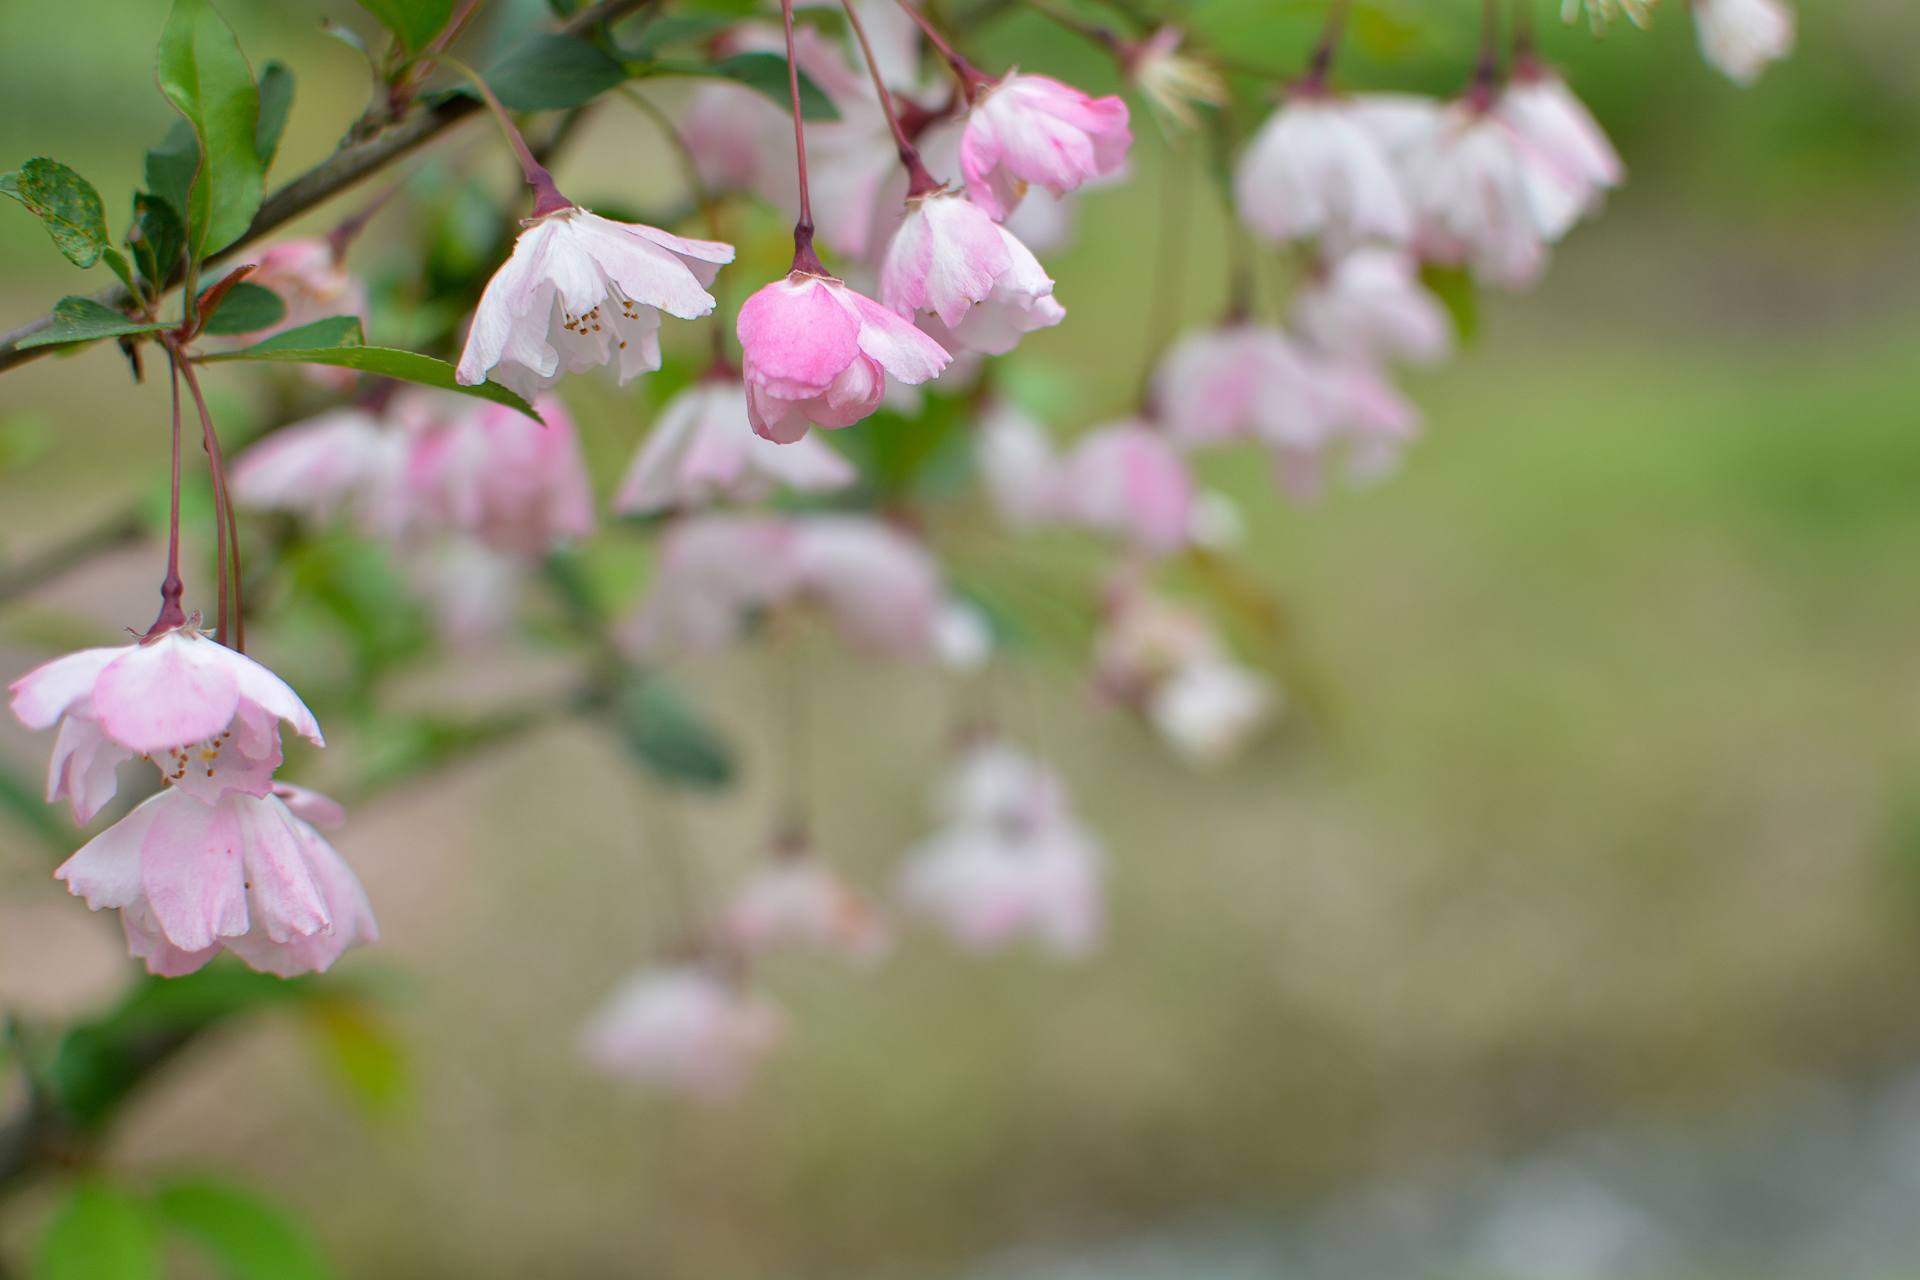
<box><xmin>613</xmin><ymin>377</ymin><xmax>855</xmax><ymax>516</ymax></box>
<box><xmin>736</xmin><ymin>271</ymin><xmax>950</xmax><ymax>443</ymax></box>
<box><xmin>10</xmin><ymin>621</ymin><xmax>321</xmax><ymax>763</ymax></box>
<box><xmin>1270</xmin><ymin>359</ymin><xmax>1421</xmax><ymax>499</ymax></box>
<box><xmin>236</xmin><ymin>239</ymin><xmax>368</xmax><ymax>338</ymax></box>
<box><xmin>456</xmin><ymin>207</ymin><xmax>734</xmax><ymax>399</ymax></box>
<box><xmin>725</xmin><ymin>855</ymin><xmax>889</xmax><ymax>960</ymax></box>
<box><xmin>1234</xmin><ymin>93</ymin><xmax>1412</xmax><ymax>249</ymax></box>
<box><xmin>959</xmin><ymin>73</ymin><xmax>1132</xmax><ymax>221</ymax></box>
<box><xmin>1051</xmin><ymin>423</ymin><xmax>1195</xmax><ymax>556</ymax></box>
<box><xmin>1094</xmin><ymin>581</ymin><xmax>1275</xmax><ymax>764</ymax></box>
<box><xmin>902</xmin><ymin>742</ymin><xmax>1102</xmax><ymax>956</ymax></box>
<box><xmin>1293</xmin><ymin>249</ymin><xmax>1453</xmax><ymax>365</ymax></box>
<box><xmin>1093</xmin><ymin>583</ymin><xmax>1221</xmax><ymax>701</ymax></box>
<box><xmin>1500</xmin><ymin>61</ymin><xmax>1624</xmax><ymax>217</ymax></box>
<box><xmin>230</xmin><ymin>406</ymin><xmax>411</xmax><ymax>535</ymax></box>
<box><xmin>934</xmin><ymin>601</ymin><xmax>994</xmax><ymax>673</ymax></box>
<box><xmin>880</xmin><ymin>190</ymin><xmax>1064</xmax><ymax>354</ymax></box>
<box><xmin>1693</xmin><ymin>0</ymin><xmax>1794</xmax><ymax>85</ymax></box>
<box><xmin>1147</xmin><ymin>660</ymin><xmax>1276</xmax><ymax>766</ymax></box>
<box><xmin>406</xmin><ymin>394</ymin><xmax>594</xmax><ymax>556</ymax></box>
<box><xmin>1395</xmin><ymin>100</ymin><xmax>1584</xmax><ymax>289</ymax></box>
<box><xmin>403</xmin><ymin>537</ymin><xmax>526</xmax><ymax>645</ymax></box>
<box><xmin>625</xmin><ymin>516</ymin><xmax>946</xmax><ymax>659</ymax></box>
<box><xmin>57</xmin><ymin>778</ymin><xmax>375</xmax><ymax>979</ymax></box>
<box><xmin>1151</xmin><ymin>323</ymin><xmax>1328</xmax><ymax>446</ymax></box>
<box><xmin>581</xmin><ymin>964</ymin><xmax>784</xmax><ymax>1100</ymax></box>
<box><xmin>975</xmin><ymin>400</ymin><xmax>1061</xmax><ymax>528</ymax></box>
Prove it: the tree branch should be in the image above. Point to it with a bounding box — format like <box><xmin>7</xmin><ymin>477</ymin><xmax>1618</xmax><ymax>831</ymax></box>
<box><xmin>0</xmin><ymin>0</ymin><xmax>651</xmax><ymax>376</ymax></box>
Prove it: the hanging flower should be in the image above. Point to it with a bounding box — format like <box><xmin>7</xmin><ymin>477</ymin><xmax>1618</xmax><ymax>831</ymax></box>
<box><xmin>725</xmin><ymin>851</ymin><xmax>890</xmax><ymax>960</ymax></box>
<box><xmin>1234</xmin><ymin>91</ymin><xmax>1414</xmax><ymax>249</ymax></box>
<box><xmin>959</xmin><ymin>72</ymin><xmax>1132</xmax><ymax>220</ymax></box>
<box><xmin>975</xmin><ymin>400</ymin><xmax>1062</xmax><ymax>528</ymax></box>
<box><xmin>1151</xmin><ymin>323</ymin><xmax>1329</xmax><ymax>446</ymax></box>
<box><xmin>1500</xmin><ymin>59</ymin><xmax>1624</xmax><ymax>219</ymax></box>
<box><xmin>613</xmin><ymin>376</ymin><xmax>855</xmax><ymax>516</ymax></box>
<box><xmin>455</xmin><ymin>208</ymin><xmax>734</xmax><ymax>399</ymax></box>
<box><xmin>1692</xmin><ymin>0</ymin><xmax>1794</xmax><ymax>85</ymax></box>
<box><xmin>736</xmin><ymin>271</ymin><xmax>950</xmax><ymax>443</ymax></box>
<box><xmin>879</xmin><ymin>189</ymin><xmax>1064</xmax><ymax>355</ymax></box>
<box><xmin>1293</xmin><ymin>249</ymin><xmax>1454</xmax><ymax>366</ymax></box>
<box><xmin>230</xmin><ymin>406</ymin><xmax>412</xmax><ymax>535</ymax></box>
<box><xmin>405</xmin><ymin>394</ymin><xmax>595</xmax><ymax>556</ymax></box>
<box><xmin>581</xmin><ymin>963</ymin><xmax>785</xmax><ymax>1100</ymax></box>
<box><xmin>1049</xmin><ymin>423</ymin><xmax>1196</xmax><ymax>556</ymax></box>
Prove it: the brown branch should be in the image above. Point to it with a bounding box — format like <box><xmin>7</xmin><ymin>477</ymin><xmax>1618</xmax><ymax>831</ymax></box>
<box><xmin>0</xmin><ymin>0</ymin><xmax>651</xmax><ymax>376</ymax></box>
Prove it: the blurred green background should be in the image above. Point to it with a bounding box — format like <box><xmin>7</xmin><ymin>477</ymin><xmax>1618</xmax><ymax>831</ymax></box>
<box><xmin>4</xmin><ymin>1</ymin><xmax>1920</xmax><ymax>1276</ymax></box>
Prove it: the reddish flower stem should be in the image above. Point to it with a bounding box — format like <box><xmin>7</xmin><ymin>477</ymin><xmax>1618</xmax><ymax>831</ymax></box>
<box><xmin>781</xmin><ymin>0</ymin><xmax>828</xmax><ymax>273</ymax></box>
<box><xmin>440</xmin><ymin>55</ymin><xmax>574</xmax><ymax>217</ymax></box>
<box><xmin>1302</xmin><ymin>0</ymin><xmax>1351</xmax><ymax>89</ymax></box>
<box><xmin>1469</xmin><ymin>0</ymin><xmax>1503</xmax><ymax>105</ymax></box>
<box><xmin>148</xmin><ymin>347</ymin><xmax>188</xmax><ymax>638</ymax></box>
<box><xmin>177</xmin><ymin>355</ymin><xmax>244</xmax><ymax>651</ymax></box>
<box><xmin>888</xmin><ymin>0</ymin><xmax>991</xmax><ymax>101</ymax></box>
<box><xmin>841</xmin><ymin>0</ymin><xmax>941</xmax><ymax>196</ymax></box>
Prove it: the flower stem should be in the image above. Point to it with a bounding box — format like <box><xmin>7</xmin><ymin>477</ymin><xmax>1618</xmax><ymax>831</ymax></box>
<box><xmin>889</xmin><ymin>0</ymin><xmax>991</xmax><ymax>100</ymax></box>
<box><xmin>1304</xmin><ymin>0</ymin><xmax>1351</xmax><ymax>88</ymax></box>
<box><xmin>841</xmin><ymin>0</ymin><xmax>941</xmax><ymax>195</ymax></box>
<box><xmin>149</xmin><ymin>347</ymin><xmax>188</xmax><ymax>638</ymax></box>
<box><xmin>177</xmin><ymin>355</ymin><xmax>243</xmax><ymax>650</ymax></box>
<box><xmin>781</xmin><ymin>0</ymin><xmax>828</xmax><ymax>273</ymax></box>
<box><xmin>439</xmin><ymin>55</ymin><xmax>574</xmax><ymax>217</ymax></box>
<box><xmin>1471</xmin><ymin>0</ymin><xmax>1503</xmax><ymax>102</ymax></box>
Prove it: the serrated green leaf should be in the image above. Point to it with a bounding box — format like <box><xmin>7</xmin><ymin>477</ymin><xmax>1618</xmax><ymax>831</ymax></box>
<box><xmin>485</xmin><ymin>33</ymin><xmax>629</xmax><ymax>111</ymax></box>
<box><xmin>16</xmin><ymin>297</ymin><xmax>167</xmax><ymax>351</ymax></box>
<box><xmin>199</xmin><ymin>343</ymin><xmax>539</xmax><ymax>418</ymax></box>
<box><xmin>623</xmin><ymin>13</ymin><xmax>738</xmax><ymax>61</ymax></box>
<box><xmin>653</xmin><ymin>51</ymin><xmax>838</xmax><ymax>120</ymax></box>
<box><xmin>156</xmin><ymin>0</ymin><xmax>264</xmax><ymax>261</ymax></box>
<box><xmin>0</xmin><ymin>157</ymin><xmax>112</xmax><ymax>268</ymax></box>
<box><xmin>36</xmin><ymin>1180</ymin><xmax>161</xmax><ymax>1280</ymax></box>
<box><xmin>617</xmin><ymin>678</ymin><xmax>734</xmax><ymax>789</ymax></box>
<box><xmin>128</xmin><ymin>192</ymin><xmax>187</xmax><ymax>289</ymax></box>
<box><xmin>353</xmin><ymin>0</ymin><xmax>455</xmax><ymax>53</ymax></box>
<box><xmin>197</xmin><ymin>280</ymin><xmax>284</xmax><ymax>335</ymax></box>
<box><xmin>153</xmin><ymin>1179</ymin><xmax>333</xmax><ymax>1280</ymax></box>
<box><xmin>255</xmin><ymin>61</ymin><xmax>294</xmax><ymax>172</ymax></box>
<box><xmin>220</xmin><ymin>314</ymin><xmax>364</xmax><ymax>354</ymax></box>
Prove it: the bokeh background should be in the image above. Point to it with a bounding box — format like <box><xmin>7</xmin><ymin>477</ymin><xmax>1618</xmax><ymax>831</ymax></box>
<box><xmin>4</xmin><ymin>0</ymin><xmax>1920</xmax><ymax>1276</ymax></box>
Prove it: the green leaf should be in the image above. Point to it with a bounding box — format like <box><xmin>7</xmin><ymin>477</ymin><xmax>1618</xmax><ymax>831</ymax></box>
<box><xmin>197</xmin><ymin>280</ymin><xmax>285</xmax><ymax>335</ymax></box>
<box><xmin>153</xmin><ymin>1179</ymin><xmax>333</xmax><ymax>1280</ymax></box>
<box><xmin>485</xmin><ymin>33</ymin><xmax>628</xmax><ymax>112</ymax></box>
<box><xmin>1418</xmin><ymin>261</ymin><xmax>1479</xmax><ymax>345</ymax></box>
<box><xmin>143</xmin><ymin>120</ymin><xmax>199</xmax><ymax>231</ymax></box>
<box><xmin>353</xmin><ymin>0</ymin><xmax>455</xmax><ymax>53</ymax></box>
<box><xmin>623</xmin><ymin>13</ymin><xmax>738</xmax><ymax>61</ymax></box>
<box><xmin>255</xmin><ymin>61</ymin><xmax>295</xmax><ymax>172</ymax></box>
<box><xmin>37</xmin><ymin>1180</ymin><xmax>160</xmax><ymax>1280</ymax></box>
<box><xmin>307</xmin><ymin>997</ymin><xmax>412</xmax><ymax>1117</ymax></box>
<box><xmin>617</xmin><ymin>678</ymin><xmax>734</xmax><ymax>789</ymax></box>
<box><xmin>156</xmin><ymin>0</ymin><xmax>264</xmax><ymax>261</ymax></box>
<box><xmin>199</xmin><ymin>343</ymin><xmax>539</xmax><ymax>418</ymax></box>
<box><xmin>220</xmin><ymin>314</ymin><xmax>365</xmax><ymax>354</ymax></box>
<box><xmin>16</xmin><ymin>297</ymin><xmax>167</xmax><ymax>351</ymax></box>
<box><xmin>654</xmin><ymin>51</ymin><xmax>838</xmax><ymax>120</ymax></box>
<box><xmin>0</xmin><ymin>157</ymin><xmax>113</xmax><ymax>268</ymax></box>
<box><xmin>128</xmin><ymin>192</ymin><xmax>187</xmax><ymax>288</ymax></box>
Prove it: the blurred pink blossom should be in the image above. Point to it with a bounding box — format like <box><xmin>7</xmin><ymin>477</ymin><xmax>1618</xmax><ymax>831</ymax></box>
<box><xmin>581</xmin><ymin>964</ymin><xmax>784</xmax><ymax>1100</ymax></box>
<box><xmin>1234</xmin><ymin>92</ymin><xmax>1413</xmax><ymax>249</ymax></box>
<box><xmin>1051</xmin><ymin>422</ymin><xmax>1195</xmax><ymax>556</ymax></box>
<box><xmin>1294</xmin><ymin>249</ymin><xmax>1453</xmax><ymax>366</ymax></box>
<box><xmin>614</xmin><ymin>377</ymin><xmax>855</xmax><ymax>516</ymax></box>
<box><xmin>960</xmin><ymin>73</ymin><xmax>1131</xmax><ymax>220</ymax></box>
<box><xmin>1693</xmin><ymin>0</ymin><xmax>1795</xmax><ymax>85</ymax></box>
<box><xmin>406</xmin><ymin>394</ymin><xmax>594</xmax><ymax>556</ymax></box>
<box><xmin>725</xmin><ymin>854</ymin><xmax>890</xmax><ymax>960</ymax></box>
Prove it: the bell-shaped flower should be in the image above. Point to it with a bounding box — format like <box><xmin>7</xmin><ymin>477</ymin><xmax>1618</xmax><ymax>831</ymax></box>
<box><xmin>614</xmin><ymin>376</ymin><xmax>855</xmax><ymax>516</ymax></box>
<box><xmin>1151</xmin><ymin>323</ymin><xmax>1329</xmax><ymax>446</ymax></box>
<box><xmin>737</xmin><ymin>271</ymin><xmax>950</xmax><ymax>444</ymax></box>
<box><xmin>1234</xmin><ymin>92</ymin><xmax>1413</xmax><ymax>249</ymax></box>
<box><xmin>786</xmin><ymin>516</ymin><xmax>949</xmax><ymax>657</ymax></box>
<box><xmin>975</xmin><ymin>401</ymin><xmax>1062</xmax><ymax>528</ymax></box>
<box><xmin>1051</xmin><ymin>423</ymin><xmax>1195</xmax><ymax>556</ymax></box>
<box><xmin>1293</xmin><ymin>249</ymin><xmax>1454</xmax><ymax>365</ymax></box>
<box><xmin>725</xmin><ymin>851</ymin><xmax>890</xmax><ymax>960</ymax></box>
<box><xmin>230</xmin><ymin>406</ymin><xmax>412</xmax><ymax>535</ymax></box>
<box><xmin>456</xmin><ymin>207</ymin><xmax>734</xmax><ymax>399</ymax></box>
<box><xmin>1094</xmin><ymin>580</ymin><xmax>1276</xmax><ymax>765</ymax></box>
<box><xmin>960</xmin><ymin>72</ymin><xmax>1132</xmax><ymax>220</ymax></box>
<box><xmin>1269</xmin><ymin>358</ymin><xmax>1421</xmax><ymax>500</ymax></box>
<box><xmin>1147</xmin><ymin>660</ymin><xmax>1276</xmax><ymax>767</ymax></box>
<box><xmin>1693</xmin><ymin>0</ymin><xmax>1795</xmax><ymax>85</ymax></box>
<box><xmin>1500</xmin><ymin>60</ymin><xmax>1624</xmax><ymax>219</ymax></box>
<box><xmin>880</xmin><ymin>189</ymin><xmax>1064</xmax><ymax>355</ymax></box>
<box><xmin>581</xmin><ymin>963</ymin><xmax>784</xmax><ymax>1100</ymax></box>
<box><xmin>237</xmin><ymin>239</ymin><xmax>368</xmax><ymax>336</ymax></box>
<box><xmin>936</xmin><ymin>739</ymin><xmax>1068</xmax><ymax>831</ymax></box>
<box><xmin>406</xmin><ymin>394</ymin><xmax>594</xmax><ymax>556</ymax></box>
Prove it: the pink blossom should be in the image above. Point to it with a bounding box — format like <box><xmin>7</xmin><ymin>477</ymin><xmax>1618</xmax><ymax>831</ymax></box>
<box><xmin>786</xmin><ymin>516</ymin><xmax>947</xmax><ymax>657</ymax></box>
<box><xmin>1294</xmin><ymin>249</ymin><xmax>1453</xmax><ymax>365</ymax></box>
<box><xmin>1269</xmin><ymin>359</ymin><xmax>1421</xmax><ymax>499</ymax></box>
<box><xmin>1094</xmin><ymin>582</ymin><xmax>1276</xmax><ymax>765</ymax></box>
<box><xmin>1234</xmin><ymin>93</ymin><xmax>1412</xmax><ymax>249</ymax></box>
<box><xmin>1148</xmin><ymin>660</ymin><xmax>1275</xmax><ymax>766</ymax></box>
<box><xmin>1052</xmin><ymin>423</ymin><xmax>1195</xmax><ymax>556</ymax></box>
<box><xmin>725</xmin><ymin>854</ymin><xmax>889</xmax><ymax>960</ymax></box>
<box><xmin>239</xmin><ymin>239</ymin><xmax>367</xmax><ymax>331</ymax></box>
<box><xmin>11</xmin><ymin>621</ymin><xmax>321</xmax><ymax>762</ymax></box>
<box><xmin>1693</xmin><ymin>0</ymin><xmax>1794</xmax><ymax>84</ymax></box>
<box><xmin>622</xmin><ymin>515</ymin><xmax>801</xmax><ymax>656</ymax></box>
<box><xmin>614</xmin><ymin>377</ymin><xmax>855</xmax><ymax>516</ymax></box>
<box><xmin>456</xmin><ymin>208</ymin><xmax>734</xmax><ymax>398</ymax></box>
<box><xmin>1151</xmin><ymin>323</ymin><xmax>1327</xmax><ymax>446</ymax></box>
<box><xmin>934</xmin><ymin>601</ymin><xmax>994</xmax><ymax>673</ymax></box>
<box><xmin>405</xmin><ymin>394</ymin><xmax>594</xmax><ymax>555</ymax></box>
<box><xmin>57</xmin><ymin>780</ymin><xmax>375</xmax><ymax>978</ymax></box>
<box><xmin>880</xmin><ymin>190</ymin><xmax>1064</xmax><ymax>354</ymax></box>
<box><xmin>959</xmin><ymin>73</ymin><xmax>1132</xmax><ymax>221</ymax></box>
<box><xmin>935</xmin><ymin>740</ymin><xmax>1067</xmax><ymax>831</ymax></box>
<box><xmin>1500</xmin><ymin>61</ymin><xmax>1624</xmax><ymax>218</ymax></box>
<box><xmin>230</xmin><ymin>407</ymin><xmax>411</xmax><ymax>535</ymax></box>
<box><xmin>975</xmin><ymin>401</ymin><xmax>1061</xmax><ymax>528</ymax></box>
<box><xmin>403</xmin><ymin>537</ymin><xmax>526</xmax><ymax>645</ymax></box>
<box><xmin>581</xmin><ymin>963</ymin><xmax>784</xmax><ymax>1100</ymax></box>
<box><xmin>736</xmin><ymin>271</ymin><xmax>949</xmax><ymax>443</ymax></box>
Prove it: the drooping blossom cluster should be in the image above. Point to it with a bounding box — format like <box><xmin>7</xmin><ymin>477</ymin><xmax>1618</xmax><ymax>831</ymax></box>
<box><xmin>9</xmin><ymin>624</ymin><xmax>374</xmax><ymax>977</ymax></box>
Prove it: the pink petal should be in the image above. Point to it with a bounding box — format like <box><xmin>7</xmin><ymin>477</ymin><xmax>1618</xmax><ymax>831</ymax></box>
<box><xmin>93</xmin><ymin>632</ymin><xmax>242</xmax><ymax>754</ymax></box>
<box><xmin>140</xmin><ymin>795</ymin><xmax>249</xmax><ymax>952</ymax></box>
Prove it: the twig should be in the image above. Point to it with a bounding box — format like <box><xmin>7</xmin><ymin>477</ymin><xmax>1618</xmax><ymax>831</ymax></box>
<box><xmin>0</xmin><ymin>0</ymin><xmax>651</xmax><ymax>375</ymax></box>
